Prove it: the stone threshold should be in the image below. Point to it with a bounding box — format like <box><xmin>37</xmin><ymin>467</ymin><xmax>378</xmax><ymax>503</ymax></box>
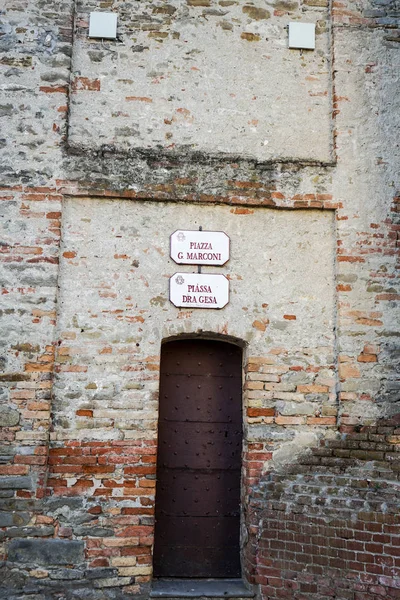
<box><xmin>150</xmin><ymin>579</ymin><xmax>255</xmax><ymax>598</ymax></box>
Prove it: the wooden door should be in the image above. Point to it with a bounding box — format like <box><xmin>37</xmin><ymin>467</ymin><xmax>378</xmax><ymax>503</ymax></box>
<box><xmin>153</xmin><ymin>339</ymin><xmax>243</xmax><ymax>578</ymax></box>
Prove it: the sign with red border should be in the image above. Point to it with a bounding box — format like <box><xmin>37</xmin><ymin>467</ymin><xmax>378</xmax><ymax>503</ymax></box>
<box><xmin>169</xmin><ymin>273</ymin><xmax>229</xmax><ymax>309</ymax></box>
<box><xmin>170</xmin><ymin>230</ymin><xmax>230</xmax><ymax>266</ymax></box>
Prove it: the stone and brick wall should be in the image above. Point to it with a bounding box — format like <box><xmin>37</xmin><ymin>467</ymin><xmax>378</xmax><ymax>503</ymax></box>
<box><xmin>0</xmin><ymin>0</ymin><xmax>399</xmax><ymax>598</ymax></box>
<box><xmin>0</xmin><ymin>185</ymin><xmax>61</xmax><ymax>546</ymax></box>
<box><xmin>68</xmin><ymin>0</ymin><xmax>332</xmax><ymax>161</ymax></box>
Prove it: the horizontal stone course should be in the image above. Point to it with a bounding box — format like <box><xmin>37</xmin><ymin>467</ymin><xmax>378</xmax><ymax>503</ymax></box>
<box><xmin>8</xmin><ymin>539</ymin><xmax>84</xmax><ymax>566</ymax></box>
<box><xmin>0</xmin><ymin>477</ymin><xmax>32</xmax><ymax>490</ymax></box>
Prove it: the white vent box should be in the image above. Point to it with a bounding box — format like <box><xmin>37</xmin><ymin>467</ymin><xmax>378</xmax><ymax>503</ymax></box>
<box><xmin>288</xmin><ymin>22</ymin><xmax>315</xmax><ymax>50</ymax></box>
<box><xmin>89</xmin><ymin>12</ymin><xmax>118</xmax><ymax>39</ymax></box>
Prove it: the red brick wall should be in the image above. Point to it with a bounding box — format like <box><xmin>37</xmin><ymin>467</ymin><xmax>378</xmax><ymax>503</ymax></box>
<box><xmin>252</xmin><ymin>415</ymin><xmax>400</xmax><ymax>599</ymax></box>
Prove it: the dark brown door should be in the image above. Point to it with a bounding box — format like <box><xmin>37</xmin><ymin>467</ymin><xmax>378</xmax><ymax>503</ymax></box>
<box><xmin>153</xmin><ymin>339</ymin><xmax>243</xmax><ymax>578</ymax></box>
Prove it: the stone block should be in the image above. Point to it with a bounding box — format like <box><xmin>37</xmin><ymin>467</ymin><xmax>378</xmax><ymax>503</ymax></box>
<box><xmin>45</xmin><ymin>497</ymin><xmax>84</xmax><ymax>512</ymax></box>
<box><xmin>49</xmin><ymin>568</ymin><xmax>84</xmax><ymax>580</ymax></box>
<box><xmin>0</xmin><ymin>512</ymin><xmax>30</xmax><ymax>527</ymax></box>
<box><xmin>8</xmin><ymin>539</ymin><xmax>84</xmax><ymax>566</ymax></box>
<box><xmin>0</xmin><ymin>499</ymin><xmax>40</xmax><ymax>512</ymax></box>
<box><xmin>276</xmin><ymin>401</ymin><xmax>316</xmax><ymax>416</ymax></box>
<box><xmin>85</xmin><ymin>568</ymin><xmax>118</xmax><ymax>580</ymax></box>
<box><xmin>0</xmin><ymin>477</ymin><xmax>32</xmax><ymax>490</ymax></box>
<box><xmin>7</xmin><ymin>527</ymin><xmax>55</xmax><ymax>538</ymax></box>
<box><xmin>73</xmin><ymin>526</ymin><xmax>114</xmax><ymax>537</ymax></box>
<box><xmin>0</xmin><ymin>408</ymin><xmax>20</xmax><ymax>427</ymax></box>
<box><xmin>93</xmin><ymin>577</ymin><xmax>132</xmax><ymax>588</ymax></box>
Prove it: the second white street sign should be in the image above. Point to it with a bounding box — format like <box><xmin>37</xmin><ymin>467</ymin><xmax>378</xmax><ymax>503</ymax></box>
<box><xmin>170</xmin><ymin>273</ymin><xmax>229</xmax><ymax>309</ymax></box>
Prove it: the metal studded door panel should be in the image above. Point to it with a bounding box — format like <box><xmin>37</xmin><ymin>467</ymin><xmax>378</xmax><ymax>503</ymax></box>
<box><xmin>160</xmin><ymin>377</ymin><xmax>242</xmax><ymax>423</ymax></box>
<box><xmin>153</xmin><ymin>339</ymin><xmax>243</xmax><ymax>578</ymax></box>
<box><xmin>156</xmin><ymin>470</ymin><xmax>240</xmax><ymax>516</ymax></box>
<box><xmin>154</xmin><ymin>546</ymin><xmax>240</xmax><ymax>579</ymax></box>
<box><xmin>155</xmin><ymin>516</ymin><xmax>239</xmax><ymax>547</ymax></box>
<box><xmin>157</xmin><ymin>423</ymin><xmax>242</xmax><ymax>469</ymax></box>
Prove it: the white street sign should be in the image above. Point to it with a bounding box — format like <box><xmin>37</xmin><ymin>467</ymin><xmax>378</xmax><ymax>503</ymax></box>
<box><xmin>170</xmin><ymin>230</ymin><xmax>230</xmax><ymax>266</ymax></box>
<box><xmin>169</xmin><ymin>273</ymin><xmax>229</xmax><ymax>309</ymax></box>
